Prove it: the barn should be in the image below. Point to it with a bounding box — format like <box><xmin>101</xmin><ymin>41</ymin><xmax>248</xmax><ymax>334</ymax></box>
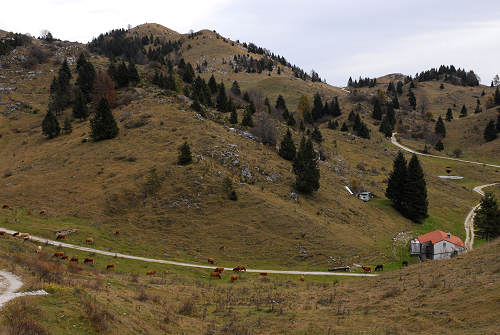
<box><xmin>410</xmin><ymin>230</ymin><xmax>466</xmax><ymax>260</ymax></box>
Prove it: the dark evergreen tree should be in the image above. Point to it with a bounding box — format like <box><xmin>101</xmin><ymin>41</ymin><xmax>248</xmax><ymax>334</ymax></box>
<box><xmin>403</xmin><ymin>154</ymin><xmax>428</xmax><ymax>222</ymax></box>
<box><xmin>242</xmin><ymin>91</ymin><xmax>250</xmax><ymax>102</ymax></box>
<box><xmin>182</xmin><ymin>62</ymin><xmax>195</xmax><ymax>83</ymax></box>
<box><xmin>229</xmin><ymin>105</ymin><xmax>238</xmax><ymax>124</ymax></box>
<box><xmin>287</xmin><ymin>112</ymin><xmax>296</xmax><ymax>127</ymax></box>
<box><xmin>72</xmin><ymin>88</ymin><xmax>89</xmax><ymax>120</ymax></box>
<box><xmin>392</xmin><ymin>94</ymin><xmax>400</xmax><ymax>109</ymax></box>
<box><xmin>434</xmin><ymin>140</ymin><xmax>444</xmax><ymax>151</ymax></box>
<box><xmin>379</xmin><ymin>115</ymin><xmax>393</xmax><ymax>137</ymax></box>
<box><xmin>407</xmin><ymin>89</ymin><xmax>416</xmax><ymax>109</ymax></box>
<box><xmin>231</xmin><ymin>81</ymin><xmax>241</xmax><ymax>95</ymax></box>
<box><xmin>435</xmin><ymin>116</ymin><xmax>446</xmax><ymax>137</ymax></box>
<box><xmin>311</xmin><ymin>127</ymin><xmax>323</xmax><ymax>143</ymax></box>
<box><xmin>114</xmin><ymin>61</ymin><xmax>130</xmax><ymax>87</ymax></box>
<box><xmin>127</xmin><ymin>62</ymin><xmax>139</xmax><ymax>84</ymax></box>
<box><xmin>460</xmin><ymin>104</ymin><xmax>468</xmax><ymax>117</ymax></box>
<box><xmin>495</xmin><ymin>86</ymin><xmax>500</xmax><ymax>105</ymax></box>
<box><xmin>178</xmin><ymin>141</ymin><xmax>192</xmax><ymax>165</ymax></box>
<box><xmin>446</xmin><ymin>108</ymin><xmax>453</xmax><ymax>121</ymax></box>
<box><xmin>311</xmin><ymin>93</ymin><xmax>324</xmax><ymax>121</ymax></box>
<box><xmin>279</xmin><ymin>129</ymin><xmax>296</xmax><ymax>161</ymax></box>
<box><xmin>216</xmin><ymin>82</ymin><xmax>228</xmax><ymax>112</ymax></box>
<box><xmin>63</xmin><ymin>116</ymin><xmax>72</xmax><ymax>134</ymax></box>
<box><xmin>396</xmin><ymin>81</ymin><xmax>403</xmax><ymax>95</ymax></box>
<box><xmin>496</xmin><ymin>113</ymin><xmax>500</xmax><ymax>133</ymax></box>
<box><xmin>340</xmin><ymin>122</ymin><xmax>348</xmax><ymax>132</ymax></box>
<box><xmin>409</xmin><ymin>81</ymin><xmax>415</xmax><ymax>88</ymax></box>
<box><xmin>191</xmin><ymin>98</ymin><xmax>202</xmax><ymax>113</ymax></box>
<box><xmin>275</xmin><ymin>94</ymin><xmax>287</xmax><ymax>110</ymax></box>
<box><xmin>372</xmin><ymin>99</ymin><xmax>382</xmax><ymax>120</ymax></box>
<box><xmin>293</xmin><ymin>137</ymin><xmax>320</xmax><ymax>194</ymax></box>
<box><xmin>241</xmin><ymin>108</ymin><xmax>253</xmax><ymax>127</ymax></box>
<box><xmin>387</xmin><ymin>82</ymin><xmax>394</xmax><ymax>93</ymax></box>
<box><xmin>208</xmin><ymin>74</ymin><xmax>217</xmax><ymax>94</ymax></box>
<box><xmin>353</xmin><ymin>113</ymin><xmax>362</xmax><ymax>132</ymax></box>
<box><xmin>385</xmin><ymin>104</ymin><xmax>396</xmax><ymax>127</ymax></box>
<box><xmin>90</xmin><ymin>98</ymin><xmax>119</xmax><ymax>141</ymax></box>
<box><xmin>439</xmin><ymin>83</ymin><xmax>444</xmax><ymax>90</ymax></box>
<box><xmin>75</xmin><ymin>53</ymin><xmax>96</xmax><ymax>102</ymax></box>
<box><xmin>484</xmin><ymin>120</ymin><xmax>498</xmax><ymax>142</ymax></box>
<box><xmin>474</xmin><ymin>192</ymin><xmax>500</xmax><ymax>240</ymax></box>
<box><xmin>386</xmin><ymin>152</ymin><xmax>407</xmax><ymax>211</ymax></box>
<box><xmin>357</xmin><ymin>122</ymin><xmax>370</xmax><ymax>139</ymax></box>
<box><xmin>299</xmin><ymin>120</ymin><xmax>305</xmax><ymax>132</ymax></box>
<box><xmin>42</xmin><ymin>109</ymin><xmax>60</xmax><ymax>139</ymax></box>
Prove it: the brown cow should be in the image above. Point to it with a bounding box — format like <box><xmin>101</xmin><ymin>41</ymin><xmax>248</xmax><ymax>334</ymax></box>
<box><xmin>39</xmin><ymin>210</ymin><xmax>46</xmax><ymax>215</ymax></box>
<box><xmin>0</xmin><ymin>231</ymin><xmax>6</xmax><ymax>236</ymax></box>
<box><xmin>219</xmin><ymin>245</ymin><xmax>225</xmax><ymax>251</ymax></box>
<box><xmin>12</xmin><ymin>232</ymin><xmax>20</xmax><ymax>237</ymax></box>
<box><xmin>70</xmin><ymin>257</ymin><xmax>79</xmax><ymax>263</ymax></box>
<box><xmin>2</xmin><ymin>204</ymin><xmax>10</xmax><ymax>209</ymax></box>
<box><xmin>259</xmin><ymin>272</ymin><xmax>268</xmax><ymax>276</ymax></box>
<box><xmin>164</xmin><ymin>270</ymin><xmax>169</xmax><ymax>275</ymax></box>
<box><xmin>231</xmin><ymin>275</ymin><xmax>238</xmax><ymax>282</ymax></box>
<box><xmin>210</xmin><ymin>271</ymin><xmax>222</xmax><ymax>279</ymax></box>
<box><xmin>56</xmin><ymin>234</ymin><xmax>66</xmax><ymax>240</ymax></box>
<box><xmin>61</xmin><ymin>255</ymin><xmax>69</xmax><ymax>260</ymax></box>
<box><xmin>106</xmin><ymin>264</ymin><xmax>115</xmax><ymax>270</ymax></box>
<box><xmin>27</xmin><ymin>210</ymin><xmax>32</xmax><ymax>215</ymax></box>
<box><xmin>300</xmin><ymin>275</ymin><xmax>305</xmax><ymax>281</ymax></box>
<box><xmin>85</xmin><ymin>238</ymin><xmax>94</xmax><ymax>244</ymax></box>
<box><xmin>214</xmin><ymin>267</ymin><xmax>224</xmax><ymax>273</ymax></box>
<box><xmin>208</xmin><ymin>258</ymin><xmax>215</xmax><ymax>264</ymax></box>
<box><xmin>84</xmin><ymin>258</ymin><xmax>95</xmax><ymax>264</ymax></box>
<box><xmin>114</xmin><ymin>230</ymin><xmax>120</xmax><ymax>235</ymax></box>
<box><xmin>361</xmin><ymin>266</ymin><xmax>371</xmax><ymax>273</ymax></box>
<box><xmin>233</xmin><ymin>265</ymin><xmax>247</xmax><ymax>272</ymax></box>
<box><xmin>146</xmin><ymin>270</ymin><xmax>157</xmax><ymax>276</ymax></box>
<box><xmin>53</xmin><ymin>252</ymin><xmax>64</xmax><ymax>258</ymax></box>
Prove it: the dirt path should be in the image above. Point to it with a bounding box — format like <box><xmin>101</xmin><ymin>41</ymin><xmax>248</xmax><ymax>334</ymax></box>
<box><xmin>391</xmin><ymin>133</ymin><xmax>499</xmax><ymax>250</ymax></box>
<box><xmin>0</xmin><ymin>270</ymin><xmax>47</xmax><ymax>308</ymax></box>
<box><xmin>0</xmin><ymin>228</ymin><xmax>377</xmax><ymax>277</ymax></box>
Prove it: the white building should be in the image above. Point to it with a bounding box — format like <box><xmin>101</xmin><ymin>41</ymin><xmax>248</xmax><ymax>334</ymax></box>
<box><xmin>358</xmin><ymin>191</ymin><xmax>372</xmax><ymax>202</ymax></box>
<box><xmin>410</xmin><ymin>230</ymin><xmax>466</xmax><ymax>260</ymax></box>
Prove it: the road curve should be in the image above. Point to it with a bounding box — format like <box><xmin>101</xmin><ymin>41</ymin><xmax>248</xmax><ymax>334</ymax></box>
<box><xmin>391</xmin><ymin>133</ymin><xmax>499</xmax><ymax>250</ymax></box>
<box><xmin>0</xmin><ymin>228</ymin><xmax>377</xmax><ymax>277</ymax></box>
<box><xmin>391</xmin><ymin>133</ymin><xmax>500</xmax><ymax>169</ymax></box>
<box><xmin>0</xmin><ymin>270</ymin><xmax>47</xmax><ymax>308</ymax></box>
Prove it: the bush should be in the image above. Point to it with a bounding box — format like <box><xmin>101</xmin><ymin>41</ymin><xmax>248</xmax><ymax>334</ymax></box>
<box><xmin>250</xmin><ymin>112</ymin><xmax>277</xmax><ymax>146</ymax></box>
<box><xmin>178</xmin><ymin>297</ymin><xmax>197</xmax><ymax>316</ymax></box>
<box><xmin>2</xmin><ymin>300</ymin><xmax>48</xmax><ymax>335</ymax></box>
<box><xmin>82</xmin><ymin>296</ymin><xmax>114</xmax><ymax>332</ymax></box>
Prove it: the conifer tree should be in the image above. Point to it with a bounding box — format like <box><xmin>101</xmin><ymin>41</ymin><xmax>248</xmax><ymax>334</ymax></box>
<box><xmin>496</xmin><ymin>113</ymin><xmax>500</xmax><ymax>133</ymax></box>
<box><xmin>90</xmin><ymin>98</ymin><xmax>119</xmax><ymax>141</ymax></box>
<box><xmin>474</xmin><ymin>101</ymin><xmax>482</xmax><ymax>114</ymax></box>
<box><xmin>385</xmin><ymin>104</ymin><xmax>396</xmax><ymax>127</ymax></box>
<box><xmin>72</xmin><ymin>88</ymin><xmax>89</xmax><ymax>120</ymax></box>
<box><xmin>379</xmin><ymin>116</ymin><xmax>393</xmax><ymax>137</ymax></box>
<box><xmin>287</xmin><ymin>112</ymin><xmax>296</xmax><ymax>127</ymax></box>
<box><xmin>435</xmin><ymin>140</ymin><xmax>444</xmax><ymax>151</ymax></box>
<box><xmin>372</xmin><ymin>99</ymin><xmax>382</xmax><ymax>120</ymax></box>
<box><xmin>42</xmin><ymin>109</ymin><xmax>60</xmax><ymax>139</ymax></box>
<box><xmin>241</xmin><ymin>108</ymin><xmax>253</xmax><ymax>127</ymax></box>
<box><xmin>340</xmin><ymin>122</ymin><xmax>348</xmax><ymax>132</ymax></box>
<box><xmin>279</xmin><ymin>129</ymin><xmax>296</xmax><ymax>161</ymax></box>
<box><xmin>216</xmin><ymin>82</ymin><xmax>228</xmax><ymax>112</ymax></box>
<box><xmin>311</xmin><ymin>127</ymin><xmax>323</xmax><ymax>143</ymax></box>
<box><xmin>191</xmin><ymin>98</ymin><xmax>202</xmax><ymax>113</ymax></box>
<box><xmin>275</xmin><ymin>95</ymin><xmax>287</xmax><ymax>110</ymax></box>
<box><xmin>311</xmin><ymin>93</ymin><xmax>324</xmax><ymax>121</ymax></box>
<box><xmin>386</xmin><ymin>152</ymin><xmax>407</xmax><ymax>211</ymax></box>
<box><xmin>208</xmin><ymin>75</ymin><xmax>217</xmax><ymax>94</ymax></box>
<box><xmin>435</xmin><ymin>116</ymin><xmax>446</xmax><ymax>138</ymax></box>
<box><xmin>127</xmin><ymin>62</ymin><xmax>139</xmax><ymax>84</ymax></box>
<box><xmin>495</xmin><ymin>86</ymin><xmax>500</xmax><ymax>105</ymax></box>
<box><xmin>460</xmin><ymin>104</ymin><xmax>467</xmax><ymax>117</ymax></box>
<box><xmin>473</xmin><ymin>192</ymin><xmax>500</xmax><ymax>240</ymax></box>
<box><xmin>76</xmin><ymin>53</ymin><xmax>96</xmax><ymax>102</ymax></box>
<box><xmin>407</xmin><ymin>89</ymin><xmax>416</xmax><ymax>110</ymax></box>
<box><xmin>403</xmin><ymin>154</ymin><xmax>428</xmax><ymax>222</ymax></box>
<box><xmin>178</xmin><ymin>141</ymin><xmax>192</xmax><ymax>165</ymax></box>
<box><xmin>242</xmin><ymin>91</ymin><xmax>250</xmax><ymax>102</ymax></box>
<box><xmin>445</xmin><ymin>108</ymin><xmax>453</xmax><ymax>121</ymax></box>
<box><xmin>484</xmin><ymin>120</ymin><xmax>498</xmax><ymax>142</ymax></box>
<box><xmin>229</xmin><ymin>106</ymin><xmax>238</xmax><ymax>124</ymax></box>
<box><xmin>182</xmin><ymin>63</ymin><xmax>195</xmax><ymax>83</ymax></box>
<box><xmin>299</xmin><ymin>120</ymin><xmax>305</xmax><ymax>132</ymax></box>
<box><xmin>386</xmin><ymin>82</ymin><xmax>394</xmax><ymax>93</ymax></box>
<box><xmin>293</xmin><ymin>137</ymin><xmax>320</xmax><ymax>194</ymax></box>
<box><xmin>231</xmin><ymin>81</ymin><xmax>241</xmax><ymax>95</ymax></box>
<box><xmin>63</xmin><ymin>116</ymin><xmax>72</xmax><ymax>134</ymax></box>
<box><xmin>392</xmin><ymin>94</ymin><xmax>400</xmax><ymax>109</ymax></box>
<box><xmin>396</xmin><ymin>81</ymin><xmax>403</xmax><ymax>95</ymax></box>
<box><xmin>115</xmin><ymin>61</ymin><xmax>130</xmax><ymax>87</ymax></box>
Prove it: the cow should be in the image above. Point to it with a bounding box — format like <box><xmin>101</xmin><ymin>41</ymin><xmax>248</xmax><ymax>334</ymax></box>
<box><xmin>53</xmin><ymin>252</ymin><xmax>64</xmax><ymax>258</ymax></box>
<box><xmin>56</xmin><ymin>234</ymin><xmax>66</xmax><ymax>240</ymax></box>
<box><xmin>2</xmin><ymin>204</ymin><xmax>10</xmax><ymax>209</ymax></box>
<box><xmin>39</xmin><ymin>210</ymin><xmax>46</xmax><ymax>215</ymax></box>
<box><xmin>259</xmin><ymin>272</ymin><xmax>268</xmax><ymax>276</ymax></box>
<box><xmin>402</xmin><ymin>261</ymin><xmax>408</xmax><ymax>267</ymax></box>
<box><xmin>219</xmin><ymin>245</ymin><xmax>225</xmax><ymax>251</ymax></box>
<box><xmin>164</xmin><ymin>270</ymin><xmax>169</xmax><ymax>275</ymax></box>
<box><xmin>23</xmin><ymin>236</ymin><xmax>30</xmax><ymax>241</ymax></box>
<box><xmin>106</xmin><ymin>264</ymin><xmax>115</xmax><ymax>270</ymax></box>
<box><xmin>0</xmin><ymin>231</ymin><xmax>6</xmax><ymax>236</ymax></box>
<box><xmin>70</xmin><ymin>257</ymin><xmax>79</xmax><ymax>263</ymax></box>
<box><xmin>84</xmin><ymin>257</ymin><xmax>95</xmax><ymax>264</ymax></box>
<box><xmin>208</xmin><ymin>258</ymin><xmax>215</xmax><ymax>264</ymax></box>
<box><xmin>300</xmin><ymin>275</ymin><xmax>305</xmax><ymax>281</ymax></box>
<box><xmin>27</xmin><ymin>210</ymin><xmax>32</xmax><ymax>215</ymax></box>
<box><xmin>20</xmin><ymin>233</ymin><xmax>30</xmax><ymax>239</ymax></box>
<box><xmin>210</xmin><ymin>271</ymin><xmax>222</xmax><ymax>279</ymax></box>
<box><xmin>146</xmin><ymin>270</ymin><xmax>157</xmax><ymax>276</ymax></box>
<box><xmin>114</xmin><ymin>230</ymin><xmax>120</xmax><ymax>235</ymax></box>
<box><xmin>61</xmin><ymin>255</ymin><xmax>69</xmax><ymax>260</ymax></box>
<box><xmin>12</xmin><ymin>232</ymin><xmax>20</xmax><ymax>237</ymax></box>
<box><xmin>233</xmin><ymin>265</ymin><xmax>247</xmax><ymax>272</ymax></box>
<box><xmin>231</xmin><ymin>275</ymin><xmax>238</xmax><ymax>282</ymax></box>
<box><xmin>374</xmin><ymin>264</ymin><xmax>384</xmax><ymax>272</ymax></box>
<box><xmin>85</xmin><ymin>238</ymin><xmax>94</xmax><ymax>245</ymax></box>
<box><xmin>361</xmin><ymin>266</ymin><xmax>371</xmax><ymax>273</ymax></box>
<box><xmin>36</xmin><ymin>246</ymin><xmax>42</xmax><ymax>253</ymax></box>
<box><xmin>214</xmin><ymin>267</ymin><xmax>224</xmax><ymax>273</ymax></box>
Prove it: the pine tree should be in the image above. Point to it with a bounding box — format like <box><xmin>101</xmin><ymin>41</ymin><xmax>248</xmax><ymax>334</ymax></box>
<box><xmin>311</xmin><ymin>93</ymin><xmax>324</xmax><ymax>121</ymax></box>
<box><xmin>287</xmin><ymin>112</ymin><xmax>296</xmax><ymax>127</ymax></box>
<box><xmin>407</xmin><ymin>89</ymin><xmax>416</xmax><ymax>110</ymax></box>
<box><xmin>396</xmin><ymin>81</ymin><xmax>403</xmax><ymax>95</ymax></box>
<box><xmin>392</xmin><ymin>95</ymin><xmax>400</xmax><ymax>109</ymax></box>
<box><xmin>311</xmin><ymin>127</ymin><xmax>323</xmax><ymax>143</ymax></box>
<box><xmin>115</xmin><ymin>62</ymin><xmax>130</xmax><ymax>87</ymax></box>
<box><xmin>484</xmin><ymin>120</ymin><xmax>498</xmax><ymax>142</ymax></box>
<box><xmin>42</xmin><ymin>109</ymin><xmax>60</xmax><ymax>139</ymax></box>
<box><xmin>460</xmin><ymin>104</ymin><xmax>467</xmax><ymax>118</ymax></box>
<box><xmin>216</xmin><ymin>82</ymin><xmax>227</xmax><ymax>112</ymax></box>
<box><xmin>409</xmin><ymin>81</ymin><xmax>415</xmax><ymax>89</ymax></box>
<box><xmin>229</xmin><ymin>106</ymin><xmax>238</xmax><ymax>124</ymax></box>
<box><xmin>144</xmin><ymin>168</ymin><xmax>162</xmax><ymax>197</ymax></box>
<box><xmin>208</xmin><ymin>75</ymin><xmax>218</xmax><ymax>94</ymax></box>
<box><xmin>63</xmin><ymin>116</ymin><xmax>72</xmax><ymax>134</ymax></box>
<box><xmin>474</xmin><ymin>192</ymin><xmax>500</xmax><ymax>240</ymax></box>
<box><xmin>340</xmin><ymin>122</ymin><xmax>348</xmax><ymax>132</ymax></box>
<box><xmin>446</xmin><ymin>108</ymin><xmax>453</xmax><ymax>121</ymax></box>
<box><xmin>72</xmin><ymin>88</ymin><xmax>89</xmax><ymax>120</ymax></box>
<box><xmin>385</xmin><ymin>104</ymin><xmax>396</xmax><ymax>127</ymax></box>
<box><xmin>474</xmin><ymin>101</ymin><xmax>482</xmax><ymax>114</ymax></box>
<box><xmin>435</xmin><ymin>140</ymin><xmax>444</xmax><ymax>151</ymax></box>
<box><xmin>231</xmin><ymin>81</ymin><xmax>241</xmax><ymax>95</ymax></box>
<box><xmin>379</xmin><ymin>116</ymin><xmax>393</xmax><ymax>137</ymax></box>
<box><xmin>242</xmin><ymin>91</ymin><xmax>250</xmax><ymax>102</ymax></box>
<box><xmin>299</xmin><ymin>120</ymin><xmax>305</xmax><ymax>132</ymax></box>
<box><xmin>279</xmin><ymin>129</ymin><xmax>296</xmax><ymax>161</ymax></box>
<box><xmin>357</xmin><ymin>122</ymin><xmax>370</xmax><ymax>139</ymax></box>
<box><xmin>76</xmin><ymin>53</ymin><xmax>96</xmax><ymax>102</ymax></box>
<box><xmin>496</xmin><ymin>113</ymin><xmax>500</xmax><ymax>133</ymax></box>
<box><xmin>495</xmin><ymin>86</ymin><xmax>500</xmax><ymax>105</ymax></box>
<box><xmin>241</xmin><ymin>108</ymin><xmax>253</xmax><ymax>127</ymax></box>
<box><xmin>387</xmin><ymin>82</ymin><xmax>394</xmax><ymax>93</ymax></box>
<box><xmin>127</xmin><ymin>62</ymin><xmax>139</xmax><ymax>84</ymax></box>
<box><xmin>386</xmin><ymin>152</ymin><xmax>407</xmax><ymax>211</ymax></box>
<box><xmin>435</xmin><ymin>116</ymin><xmax>446</xmax><ymax>137</ymax></box>
<box><xmin>182</xmin><ymin>63</ymin><xmax>195</xmax><ymax>83</ymax></box>
<box><xmin>372</xmin><ymin>99</ymin><xmax>382</xmax><ymax>120</ymax></box>
<box><xmin>439</xmin><ymin>83</ymin><xmax>444</xmax><ymax>90</ymax></box>
<box><xmin>90</xmin><ymin>98</ymin><xmax>119</xmax><ymax>141</ymax></box>
<box><xmin>353</xmin><ymin>113</ymin><xmax>362</xmax><ymax>132</ymax></box>
<box><xmin>293</xmin><ymin>137</ymin><xmax>320</xmax><ymax>194</ymax></box>
<box><xmin>191</xmin><ymin>98</ymin><xmax>202</xmax><ymax>113</ymax></box>
<box><xmin>178</xmin><ymin>141</ymin><xmax>192</xmax><ymax>165</ymax></box>
<box><xmin>275</xmin><ymin>95</ymin><xmax>287</xmax><ymax>110</ymax></box>
<box><xmin>403</xmin><ymin>154</ymin><xmax>428</xmax><ymax>223</ymax></box>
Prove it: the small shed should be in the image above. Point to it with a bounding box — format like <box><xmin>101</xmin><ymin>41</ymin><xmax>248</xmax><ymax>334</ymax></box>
<box><xmin>358</xmin><ymin>191</ymin><xmax>372</xmax><ymax>202</ymax></box>
<box><xmin>411</xmin><ymin>230</ymin><xmax>466</xmax><ymax>260</ymax></box>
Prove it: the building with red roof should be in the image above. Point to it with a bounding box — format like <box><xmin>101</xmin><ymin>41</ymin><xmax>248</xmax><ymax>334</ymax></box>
<box><xmin>410</xmin><ymin>230</ymin><xmax>466</xmax><ymax>260</ymax></box>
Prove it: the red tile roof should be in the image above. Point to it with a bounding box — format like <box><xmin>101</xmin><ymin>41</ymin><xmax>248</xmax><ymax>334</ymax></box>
<box><xmin>417</xmin><ymin>230</ymin><xmax>466</xmax><ymax>249</ymax></box>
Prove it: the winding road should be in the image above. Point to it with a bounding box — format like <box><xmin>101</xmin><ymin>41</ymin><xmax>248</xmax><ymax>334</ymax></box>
<box><xmin>0</xmin><ymin>227</ymin><xmax>377</xmax><ymax>277</ymax></box>
<box><xmin>391</xmin><ymin>133</ymin><xmax>499</xmax><ymax>250</ymax></box>
<box><xmin>0</xmin><ymin>270</ymin><xmax>47</xmax><ymax>308</ymax></box>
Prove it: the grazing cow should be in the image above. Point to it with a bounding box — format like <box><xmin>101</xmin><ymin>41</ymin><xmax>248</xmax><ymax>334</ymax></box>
<box><xmin>146</xmin><ymin>270</ymin><xmax>157</xmax><ymax>275</ymax></box>
<box><xmin>231</xmin><ymin>275</ymin><xmax>238</xmax><ymax>282</ymax></box>
<box><xmin>2</xmin><ymin>204</ymin><xmax>10</xmax><ymax>209</ymax></box>
<box><xmin>27</xmin><ymin>210</ymin><xmax>32</xmax><ymax>215</ymax></box>
<box><xmin>374</xmin><ymin>264</ymin><xmax>384</xmax><ymax>272</ymax></box>
<box><xmin>36</xmin><ymin>246</ymin><xmax>42</xmax><ymax>253</ymax></box>
<box><xmin>402</xmin><ymin>261</ymin><xmax>408</xmax><ymax>267</ymax></box>
<box><xmin>361</xmin><ymin>266</ymin><xmax>371</xmax><ymax>273</ymax></box>
<box><xmin>300</xmin><ymin>275</ymin><xmax>305</xmax><ymax>281</ymax></box>
<box><xmin>214</xmin><ymin>267</ymin><xmax>224</xmax><ymax>273</ymax></box>
<box><xmin>164</xmin><ymin>270</ymin><xmax>169</xmax><ymax>275</ymax></box>
<box><xmin>210</xmin><ymin>271</ymin><xmax>222</xmax><ymax>279</ymax></box>
<box><xmin>53</xmin><ymin>252</ymin><xmax>64</xmax><ymax>258</ymax></box>
<box><xmin>208</xmin><ymin>258</ymin><xmax>215</xmax><ymax>264</ymax></box>
<box><xmin>39</xmin><ymin>210</ymin><xmax>46</xmax><ymax>215</ymax></box>
<box><xmin>70</xmin><ymin>257</ymin><xmax>79</xmax><ymax>263</ymax></box>
<box><xmin>0</xmin><ymin>231</ymin><xmax>6</xmax><ymax>236</ymax></box>
<box><xmin>106</xmin><ymin>264</ymin><xmax>115</xmax><ymax>270</ymax></box>
<box><xmin>61</xmin><ymin>255</ymin><xmax>69</xmax><ymax>260</ymax></box>
<box><xmin>20</xmin><ymin>233</ymin><xmax>30</xmax><ymax>239</ymax></box>
<box><xmin>259</xmin><ymin>272</ymin><xmax>268</xmax><ymax>276</ymax></box>
<box><xmin>85</xmin><ymin>238</ymin><xmax>94</xmax><ymax>244</ymax></box>
<box><xmin>56</xmin><ymin>234</ymin><xmax>66</xmax><ymax>240</ymax></box>
<box><xmin>23</xmin><ymin>236</ymin><xmax>30</xmax><ymax>241</ymax></box>
<box><xmin>84</xmin><ymin>257</ymin><xmax>95</xmax><ymax>264</ymax></box>
<box><xmin>233</xmin><ymin>265</ymin><xmax>247</xmax><ymax>272</ymax></box>
<box><xmin>114</xmin><ymin>230</ymin><xmax>120</xmax><ymax>235</ymax></box>
<box><xmin>12</xmin><ymin>232</ymin><xmax>20</xmax><ymax>237</ymax></box>
<box><xmin>219</xmin><ymin>245</ymin><xmax>225</xmax><ymax>251</ymax></box>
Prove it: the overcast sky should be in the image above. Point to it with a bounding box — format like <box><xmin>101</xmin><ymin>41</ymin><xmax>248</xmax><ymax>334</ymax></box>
<box><xmin>2</xmin><ymin>0</ymin><xmax>499</xmax><ymax>86</ymax></box>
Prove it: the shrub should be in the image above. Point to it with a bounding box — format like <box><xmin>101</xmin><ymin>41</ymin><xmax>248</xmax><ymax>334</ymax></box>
<box><xmin>82</xmin><ymin>296</ymin><xmax>114</xmax><ymax>332</ymax></box>
<box><xmin>2</xmin><ymin>300</ymin><xmax>48</xmax><ymax>335</ymax></box>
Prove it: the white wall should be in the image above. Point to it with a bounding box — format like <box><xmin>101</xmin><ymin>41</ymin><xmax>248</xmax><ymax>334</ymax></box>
<box><xmin>432</xmin><ymin>240</ymin><xmax>466</xmax><ymax>260</ymax></box>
